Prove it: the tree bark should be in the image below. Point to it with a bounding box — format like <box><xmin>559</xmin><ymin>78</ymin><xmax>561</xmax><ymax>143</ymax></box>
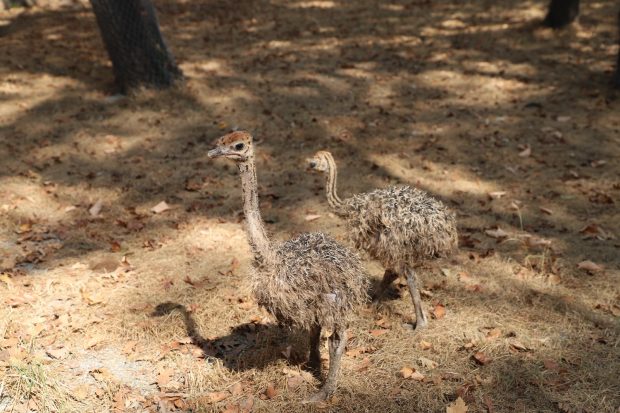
<box><xmin>615</xmin><ymin>12</ymin><xmax>620</xmax><ymax>88</ymax></box>
<box><xmin>90</xmin><ymin>0</ymin><xmax>183</xmax><ymax>93</ymax></box>
<box><xmin>543</xmin><ymin>0</ymin><xmax>580</xmax><ymax>28</ymax></box>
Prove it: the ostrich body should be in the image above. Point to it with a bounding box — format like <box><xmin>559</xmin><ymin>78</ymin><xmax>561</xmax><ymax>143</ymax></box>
<box><xmin>208</xmin><ymin>132</ymin><xmax>368</xmax><ymax>402</ymax></box>
<box><xmin>306</xmin><ymin>151</ymin><xmax>457</xmax><ymax>329</ymax></box>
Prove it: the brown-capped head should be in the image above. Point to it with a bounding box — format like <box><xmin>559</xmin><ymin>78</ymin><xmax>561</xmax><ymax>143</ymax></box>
<box><xmin>208</xmin><ymin>131</ymin><xmax>254</xmax><ymax>162</ymax></box>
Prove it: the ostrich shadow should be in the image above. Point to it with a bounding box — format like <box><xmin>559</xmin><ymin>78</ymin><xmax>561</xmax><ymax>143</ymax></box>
<box><xmin>152</xmin><ymin>302</ymin><xmax>311</xmax><ymax>371</ymax></box>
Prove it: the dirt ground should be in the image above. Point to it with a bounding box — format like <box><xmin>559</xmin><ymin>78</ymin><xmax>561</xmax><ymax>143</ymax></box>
<box><xmin>1</xmin><ymin>0</ymin><xmax>619</xmax><ymax>412</ymax></box>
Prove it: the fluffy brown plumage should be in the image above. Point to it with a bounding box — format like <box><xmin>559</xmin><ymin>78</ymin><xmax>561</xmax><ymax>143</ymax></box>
<box><xmin>209</xmin><ymin>132</ymin><xmax>368</xmax><ymax>402</ymax></box>
<box><xmin>253</xmin><ymin>232</ymin><xmax>368</xmax><ymax>331</ymax></box>
<box><xmin>306</xmin><ymin>150</ymin><xmax>457</xmax><ymax>329</ymax></box>
<box><xmin>344</xmin><ymin>185</ymin><xmax>457</xmax><ymax>269</ymax></box>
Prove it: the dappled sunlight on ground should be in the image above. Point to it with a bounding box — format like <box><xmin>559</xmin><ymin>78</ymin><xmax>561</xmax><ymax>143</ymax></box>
<box><xmin>0</xmin><ymin>0</ymin><xmax>619</xmax><ymax>411</ymax></box>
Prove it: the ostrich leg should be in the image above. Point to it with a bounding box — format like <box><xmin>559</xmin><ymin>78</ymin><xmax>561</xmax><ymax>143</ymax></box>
<box><xmin>304</xmin><ymin>327</ymin><xmax>347</xmax><ymax>403</ymax></box>
<box><xmin>405</xmin><ymin>268</ymin><xmax>428</xmax><ymax>330</ymax></box>
<box><xmin>372</xmin><ymin>268</ymin><xmax>399</xmax><ymax>303</ymax></box>
<box><xmin>308</xmin><ymin>325</ymin><xmax>322</xmax><ymax>377</ymax></box>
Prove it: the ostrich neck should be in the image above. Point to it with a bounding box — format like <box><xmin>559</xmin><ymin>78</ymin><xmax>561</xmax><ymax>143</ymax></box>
<box><xmin>325</xmin><ymin>159</ymin><xmax>346</xmax><ymax>213</ymax></box>
<box><xmin>238</xmin><ymin>160</ymin><xmax>272</xmax><ymax>265</ymax></box>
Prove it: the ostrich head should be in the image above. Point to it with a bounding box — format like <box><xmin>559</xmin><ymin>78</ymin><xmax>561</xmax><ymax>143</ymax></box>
<box><xmin>208</xmin><ymin>130</ymin><xmax>254</xmax><ymax>162</ymax></box>
<box><xmin>306</xmin><ymin>150</ymin><xmax>333</xmax><ymax>173</ymax></box>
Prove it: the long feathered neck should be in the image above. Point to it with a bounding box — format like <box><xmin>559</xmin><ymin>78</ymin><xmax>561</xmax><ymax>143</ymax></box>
<box><xmin>237</xmin><ymin>158</ymin><xmax>272</xmax><ymax>266</ymax></box>
<box><xmin>323</xmin><ymin>155</ymin><xmax>346</xmax><ymax>214</ymax></box>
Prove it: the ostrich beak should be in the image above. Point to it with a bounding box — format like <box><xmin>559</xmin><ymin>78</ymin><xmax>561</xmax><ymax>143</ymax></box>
<box><xmin>306</xmin><ymin>158</ymin><xmax>318</xmax><ymax>170</ymax></box>
<box><xmin>208</xmin><ymin>147</ymin><xmax>226</xmax><ymax>158</ymax></box>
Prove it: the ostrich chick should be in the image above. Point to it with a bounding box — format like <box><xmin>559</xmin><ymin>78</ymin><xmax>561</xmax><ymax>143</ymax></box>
<box><xmin>306</xmin><ymin>151</ymin><xmax>457</xmax><ymax>330</ymax></box>
<box><xmin>208</xmin><ymin>132</ymin><xmax>368</xmax><ymax>402</ymax></box>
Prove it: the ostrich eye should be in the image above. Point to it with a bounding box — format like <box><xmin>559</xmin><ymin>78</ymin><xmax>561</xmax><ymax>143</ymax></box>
<box><xmin>309</xmin><ymin>161</ymin><xmax>317</xmax><ymax>168</ymax></box>
<box><xmin>234</xmin><ymin>142</ymin><xmax>245</xmax><ymax>150</ymax></box>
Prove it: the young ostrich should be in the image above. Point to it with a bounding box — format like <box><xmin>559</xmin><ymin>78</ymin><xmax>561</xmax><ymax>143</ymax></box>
<box><xmin>306</xmin><ymin>151</ymin><xmax>457</xmax><ymax>330</ymax></box>
<box><xmin>208</xmin><ymin>132</ymin><xmax>368</xmax><ymax>402</ymax></box>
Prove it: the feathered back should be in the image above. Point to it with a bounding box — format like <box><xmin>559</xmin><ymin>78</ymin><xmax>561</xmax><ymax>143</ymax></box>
<box><xmin>343</xmin><ymin>186</ymin><xmax>457</xmax><ymax>269</ymax></box>
<box><xmin>252</xmin><ymin>232</ymin><xmax>369</xmax><ymax>331</ymax></box>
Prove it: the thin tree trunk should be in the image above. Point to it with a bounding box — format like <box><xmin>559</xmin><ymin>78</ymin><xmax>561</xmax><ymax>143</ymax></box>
<box><xmin>90</xmin><ymin>0</ymin><xmax>183</xmax><ymax>93</ymax></box>
<box><xmin>543</xmin><ymin>0</ymin><xmax>580</xmax><ymax>28</ymax></box>
<box><xmin>615</xmin><ymin>12</ymin><xmax>620</xmax><ymax>88</ymax></box>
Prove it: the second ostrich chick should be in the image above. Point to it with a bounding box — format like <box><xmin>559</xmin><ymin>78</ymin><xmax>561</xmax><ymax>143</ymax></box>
<box><xmin>208</xmin><ymin>132</ymin><xmax>368</xmax><ymax>402</ymax></box>
<box><xmin>306</xmin><ymin>151</ymin><xmax>457</xmax><ymax>330</ymax></box>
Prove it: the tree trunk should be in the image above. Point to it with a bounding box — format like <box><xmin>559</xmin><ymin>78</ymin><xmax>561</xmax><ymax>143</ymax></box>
<box><xmin>543</xmin><ymin>0</ymin><xmax>580</xmax><ymax>28</ymax></box>
<box><xmin>615</xmin><ymin>11</ymin><xmax>620</xmax><ymax>88</ymax></box>
<box><xmin>90</xmin><ymin>0</ymin><xmax>183</xmax><ymax>93</ymax></box>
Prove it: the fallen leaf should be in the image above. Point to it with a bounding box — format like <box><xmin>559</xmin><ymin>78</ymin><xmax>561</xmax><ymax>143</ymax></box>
<box><xmin>579</xmin><ymin>224</ymin><xmax>613</xmax><ymax>240</ymax></box>
<box><xmin>577</xmin><ymin>260</ymin><xmax>604</xmax><ymax>274</ymax></box>
<box><xmin>80</xmin><ymin>288</ymin><xmax>105</xmax><ymax>306</ymax></box>
<box><xmin>419</xmin><ymin>356</ymin><xmax>438</xmax><ymax>369</ymax></box>
<box><xmin>264</xmin><ymin>383</ymin><xmax>277</xmax><ymax>399</ymax></box>
<box><xmin>346</xmin><ymin>347</ymin><xmax>367</xmax><ymax>357</ymax></box>
<box><xmin>304</xmin><ymin>214</ymin><xmax>321</xmax><ymax>222</ymax></box>
<box><xmin>486</xmin><ymin>328</ymin><xmax>502</xmax><ymax>341</ymax></box>
<box><xmin>122</xmin><ymin>340</ymin><xmax>138</xmax><ymax>355</ymax></box>
<box><xmin>539</xmin><ymin>207</ymin><xmax>553</xmax><ymax>215</ymax></box>
<box><xmin>110</xmin><ymin>241</ymin><xmax>121</xmax><ymax>252</ymax></box>
<box><xmin>509</xmin><ymin>340</ymin><xmax>529</xmax><ymax>352</ymax></box>
<box><xmin>446</xmin><ymin>396</ymin><xmax>468</xmax><ymax>413</ymax></box>
<box><xmin>72</xmin><ymin>384</ymin><xmax>90</xmax><ymax>401</ymax></box>
<box><xmin>369</xmin><ymin>329</ymin><xmax>389</xmax><ymax>337</ymax></box>
<box><xmin>206</xmin><ymin>391</ymin><xmax>230</xmax><ymax>403</ymax></box>
<box><xmin>16</xmin><ymin>222</ymin><xmax>32</xmax><ymax>234</ymax></box>
<box><xmin>400</xmin><ymin>366</ymin><xmax>414</xmax><ymax>378</ymax></box>
<box><xmin>90</xmin><ymin>367</ymin><xmax>116</xmax><ymax>383</ymax></box>
<box><xmin>465</xmin><ymin>284</ymin><xmax>483</xmax><ymax>292</ymax></box>
<box><xmin>157</xmin><ymin>367</ymin><xmax>174</xmax><ymax>389</ymax></box>
<box><xmin>84</xmin><ymin>336</ymin><xmax>103</xmax><ymax>349</ymax></box>
<box><xmin>457</xmin><ymin>272</ymin><xmax>472</xmax><ymax>283</ymax></box>
<box><xmin>411</xmin><ymin>371</ymin><xmax>425</xmax><ymax>381</ymax></box>
<box><xmin>556</xmin><ymin>115</ymin><xmax>571</xmax><ymax>122</ymax></box>
<box><xmin>356</xmin><ymin>357</ymin><xmax>371</xmax><ymax>371</ymax></box>
<box><xmin>0</xmin><ymin>273</ymin><xmax>13</xmax><ymax>286</ymax></box>
<box><xmin>473</xmin><ymin>352</ymin><xmax>492</xmax><ymax>365</ymax></box>
<box><xmin>0</xmin><ymin>337</ymin><xmax>18</xmax><ymax>348</ymax></box>
<box><xmin>524</xmin><ymin>236</ymin><xmax>552</xmax><ymax>248</ymax></box>
<box><xmin>419</xmin><ymin>340</ymin><xmax>432</xmax><ymax>350</ymax></box>
<box><xmin>89</xmin><ymin>200</ymin><xmax>103</xmax><ymax>217</ymax></box>
<box><xmin>229</xmin><ymin>383</ymin><xmax>243</xmax><ymax>396</ymax></box>
<box><xmin>287</xmin><ymin>375</ymin><xmax>304</xmax><ymax>389</ymax></box>
<box><xmin>89</xmin><ymin>257</ymin><xmax>119</xmax><ymax>273</ymax></box>
<box><xmin>151</xmin><ymin>201</ymin><xmax>171</xmax><ymax>214</ymax></box>
<box><xmin>185</xmin><ymin>176</ymin><xmax>203</xmax><ymax>191</ymax></box>
<box><xmin>46</xmin><ymin>347</ymin><xmax>69</xmax><ymax>359</ymax></box>
<box><xmin>432</xmin><ymin>303</ymin><xmax>446</xmax><ymax>319</ymax></box>
<box><xmin>518</xmin><ymin>146</ymin><xmax>531</xmax><ymax>157</ymax></box>
<box><xmin>488</xmin><ymin>191</ymin><xmax>507</xmax><ymax>200</ymax></box>
<box><xmin>485</xmin><ymin>228</ymin><xmax>509</xmax><ymax>239</ymax></box>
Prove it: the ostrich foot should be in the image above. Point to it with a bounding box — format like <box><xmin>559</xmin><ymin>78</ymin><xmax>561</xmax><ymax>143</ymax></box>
<box><xmin>302</xmin><ymin>388</ymin><xmax>332</xmax><ymax>404</ymax></box>
<box><xmin>413</xmin><ymin>314</ymin><xmax>428</xmax><ymax>330</ymax></box>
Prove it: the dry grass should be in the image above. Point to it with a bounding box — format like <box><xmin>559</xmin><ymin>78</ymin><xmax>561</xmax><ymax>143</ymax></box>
<box><xmin>1</xmin><ymin>0</ymin><xmax>620</xmax><ymax>412</ymax></box>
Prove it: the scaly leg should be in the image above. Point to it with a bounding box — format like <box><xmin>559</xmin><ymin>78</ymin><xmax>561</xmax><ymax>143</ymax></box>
<box><xmin>405</xmin><ymin>268</ymin><xmax>428</xmax><ymax>330</ymax></box>
<box><xmin>372</xmin><ymin>268</ymin><xmax>399</xmax><ymax>304</ymax></box>
<box><xmin>308</xmin><ymin>325</ymin><xmax>322</xmax><ymax>377</ymax></box>
<box><xmin>303</xmin><ymin>327</ymin><xmax>347</xmax><ymax>403</ymax></box>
